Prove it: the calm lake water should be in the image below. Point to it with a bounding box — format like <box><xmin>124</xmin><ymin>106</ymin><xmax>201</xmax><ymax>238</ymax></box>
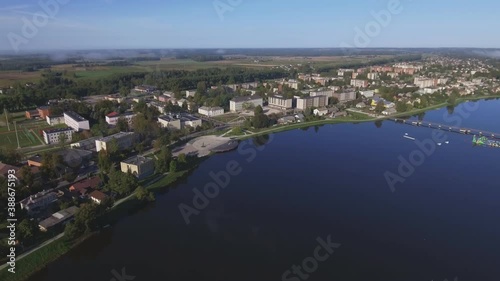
<box><xmin>29</xmin><ymin>99</ymin><xmax>500</xmax><ymax>281</ymax></box>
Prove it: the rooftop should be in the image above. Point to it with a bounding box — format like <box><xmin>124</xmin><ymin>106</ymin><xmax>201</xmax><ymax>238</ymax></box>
<box><xmin>97</xmin><ymin>132</ymin><xmax>134</xmax><ymax>143</ymax></box>
<box><xmin>231</xmin><ymin>95</ymin><xmax>262</xmax><ymax>103</ymax></box>
<box><xmin>64</xmin><ymin>111</ymin><xmax>87</xmax><ymax>122</ymax></box>
<box><xmin>43</xmin><ymin>127</ymin><xmax>74</xmax><ymax>134</ymax></box>
<box><xmin>89</xmin><ymin>190</ymin><xmax>108</xmax><ymax>201</ymax></box>
<box><xmin>122</xmin><ymin>156</ymin><xmax>153</xmax><ymax>166</ymax></box>
<box><xmin>39</xmin><ymin>206</ymin><xmax>79</xmax><ymax>229</ymax></box>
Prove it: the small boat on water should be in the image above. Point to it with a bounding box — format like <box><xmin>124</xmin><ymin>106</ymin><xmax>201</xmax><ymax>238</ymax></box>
<box><xmin>437</xmin><ymin>143</ymin><xmax>442</xmax><ymax>146</ymax></box>
<box><xmin>403</xmin><ymin>135</ymin><xmax>416</xmax><ymax>141</ymax></box>
<box><xmin>445</xmin><ymin>141</ymin><xmax>450</xmax><ymax>144</ymax></box>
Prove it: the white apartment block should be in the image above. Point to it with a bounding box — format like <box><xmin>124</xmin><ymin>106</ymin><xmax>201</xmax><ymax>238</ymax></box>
<box><xmin>333</xmin><ymin>92</ymin><xmax>356</xmax><ymax>102</ymax></box>
<box><xmin>158</xmin><ymin>114</ymin><xmax>202</xmax><ymax>130</ymax></box>
<box><xmin>105</xmin><ymin>112</ymin><xmax>136</xmax><ymax>126</ymax></box>
<box><xmin>46</xmin><ymin>115</ymin><xmax>65</xmax><ymax>126</ymax></box>
<box><xmin>186</xmin><ymin>90</ymin><xmax>196</xmax><ymax>98</ymax></box>
<box><xmin>296</xmin><ymin>96</ymin><xmax>327</xmax><ymax>110</ymax></box>
<box><xmin>198</xmin><ymin>107</ymin><xmax>224</xmax><ymax>117</ymax></box>
<box><xmin>268</xmin><ymin>95</ymin><xmax>293</xmax><ymax>110</ymax></box>
<box><xmin>367</xmin><ymin>73</ymin><xmax>379</xmax><ymax>80</ymax></box>
<box><xmin>43</xmin><ymin>127</ymin><xmax>74</xmax><ymax>145</ymax></box>
<box><xmin>230</xmin><ymin>95</ymin><xmax>263</xmax><ymax>112</ymax></box>
<box><xmin>414</xmin><ymin>77</ymin><xmax>436</xmax><ymax>88</ymax></box>
<box><xmin>64</xmin><ymin>111</ymin><xmax>90</xmax><ymax>131</ymax></box>
<box><xmin>95</xmin><ymin>132</ymin><xmax>136</xmax><ymax>152</ymax></box>
<box><xmin>350</xmin><ymin>79</ymin><xmax>369</xmax><ymax>88</ymax></box>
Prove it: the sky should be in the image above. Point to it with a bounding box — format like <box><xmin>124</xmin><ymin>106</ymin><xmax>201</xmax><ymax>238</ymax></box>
<box><xmin>0</xmin><ymin>0</ymin><xmax>499</xmax><ymax>52</ymax></box>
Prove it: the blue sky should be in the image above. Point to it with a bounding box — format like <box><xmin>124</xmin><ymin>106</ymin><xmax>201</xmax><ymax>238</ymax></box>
<box><xmin>1</xmin><ymin>0</ymin><xmax>499</xmax><ymax>52</ymax></box>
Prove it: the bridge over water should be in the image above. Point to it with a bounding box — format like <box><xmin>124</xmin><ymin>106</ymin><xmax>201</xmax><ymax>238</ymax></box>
<box><xmin>390</xmin><ymin>118</ymin><xmax>500</xmax><ymax>139</ymax></box>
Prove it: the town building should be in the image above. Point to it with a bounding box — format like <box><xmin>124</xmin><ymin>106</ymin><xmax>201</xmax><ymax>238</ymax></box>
<box><xmin>229</xmin><ymin>95</ymin><xmax>263</xmax><ymax>112</ymax></box>
<box><xmin>105</xmin><ymin>112</ymin><xmax>136</xmax><ymax>126</ymax></box>
<box><xmin>350</xmin><ymin>79</ymin><xmax>369</xmax><ymax>88</ymax></box>
<box><xmin>89</xmin><ymin>190</ymin><xmax>108</xmax><ymax>205</ymax></box>
<box><xmin>268</xmin><ymin>95</ymin><xmax>293</xmax><ymax>110</ymax></box>
<box><xmin>186</xmin><ymin>90</ymin><xmax>196</xmax><ymax>98</ymax></box>
<box><xmin>367</xmin><ymin>73</ymin><xmax>379</xmax><ymax>80</ymax></box>
<box><xmin>64</xmin><ymin>111</ymin><xmax>90</xmax><ymax>131</ymax></box>
<box><xmin>158</xmin><ymin>115</ymin><xmax>181</xmax><ymax>129</ymax></box>
<box><xmin>95</xmin><ymin>132</ymin><xmax>136</xmax><ymax>152</ymax></box>
<box><xmin>121</xmin><ymin>156</ymin><xmax>155</xmax><ymax>179</ymax></box>
<box><xmin>333</xmin><ymin>92</ymin><xmax>356</xmax><ymax>102</ymax></box>
<box><xmin>414</xmin><ymin>77</ymin><xmax>437</xmax><ymax>88</ymax></box>
<box><xmin>134</xmin><ymin>85</ymin><xmax>157</xmax><ymax>94</ymax></box>
<box><xmin>46</xmin><ymin>115</ymin><xmax>65</xmax><ymax>126</ymax></box>
<box><xmin>20</xmin><ymin>190</ymin><xmax>58</xmax><ymax>213</ymax></box>
<box><xmin>296</xmin><ymin>96</ymin><xmax>327</xmax><ymax>110</ymax></box>
<box><xmin>198</xmin><ymin>106</ymin><xmax>225</xmax><ymax>117</ymax></box>
<box><xmin>314</xmin><ymin>108</ymin><xmax>329</xmax><ymax>116</ymax></box>
<box><xmin>69</xmin><ymin>176</ymin><xmax>102</xmax><ymax>196</ymax></box>
<box><xmin>360</xmin><ymin>90</ymin><xmax>375</xmax><ymax>98</ymax></box>
<box><xmin>25</xmin><ymin>106</ymin><xmax>51</xmax><ymax>119</ymax></box>
<box><xmin>70</xmin><ymin>136</ymin><xmax>101</xmax><ymax>151</ymax></box>
<box><xmin>39</xmin><ymin>206</ymin><xmax>79</xmax><ymax>232</ymax></box>
<box><xmin>158</xmin><ymin>114</ymin><xmax>202</xmax><ymax>130</ymax></box>
<box><xmin>43</xmin><ymin>127</ymin><xmax>74</xmax><ymax>145</ymax></box>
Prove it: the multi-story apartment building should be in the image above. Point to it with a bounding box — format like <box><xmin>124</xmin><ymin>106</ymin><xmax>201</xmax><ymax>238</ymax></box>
<box><xmin>414</xmin><ymin>77</ymin><xmax>437</xmax><ymax>88</ymax></box>
<box><xmin>367</xmin><ymin>73</ymin><xmax>379</xmax><ymax>80</ymax></box>
<box><xmin>95</xmin><ymin>132</ymin><xmax>136</xmax><ymax>152</ymax></box>
<box><xmin>350</xmin><ymin>79</ymin><xmax>369</xmax><ymax>88</ymax></box>
<box><xmin>230</xmin><ymin>95</ymin><xmax>263</xmax><ymax>112</ymax></box>
<box><xmin>296</xmin><ymin>96</ymin><xmax>327</xmax><ymax>110</ymax></box>
<box><xmin>43</xmin><ymin>127</ymin><xmax>74</xmax><ymax>144</ymax></box>
<box><xmin>333</xmin><ymin>92</ymin><xmax>357</xmax><ymax>102</ymax></box>
<box><xmin>198</xmin><ymin>106</ymin><xmax>225</xmax><ymax>117</ymax></box>
<box><xmin>268</xmin><ymin>95</ymin><xmax>293</xmax><ymax>110</ymax></box>
<box><xmin>64</xmin><ymin>111</ymin><xmax>90</xmax><ymax>131</ymax></box>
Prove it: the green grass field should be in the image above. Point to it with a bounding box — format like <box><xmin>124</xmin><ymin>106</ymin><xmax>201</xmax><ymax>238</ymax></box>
<box><xmin>0</xmin><ymin>118</ymin><xmax>63</xmax><ymax>149</ymax></box>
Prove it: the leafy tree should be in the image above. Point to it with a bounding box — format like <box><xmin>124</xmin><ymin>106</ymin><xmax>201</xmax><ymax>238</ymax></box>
<box><xmin>396</xmin><ymin>101</ymin><xmax>408</xmax><ymax>112</ymax></box>
<box><xmin>169</xmin><ymin>160</ymin><xmax>178</xmax><ymax>173</ymax></box>
<box><xmin>155</xmin><ymin>146</ymin><xmax>172</xmax><ymax>173</ymax></box>
<box><xmin>178</xmin><ymin>153</ymin><xmax>187</xmax><ymax>164</ymax></box>
<box><xmin>135</xmin><ymin>186</ymin><xmax>155</xmax><ymax>202</ymax></box>
<box><xmin>17</xmin><ymin>219</ymin><xmax>38</xmax><ymax>244</ymax></box>
<box><xmin>252</xmin><ymin>105</ymin><xmax>269</xmax><ymax>129</ymax></box>
<box><xmin>18</xmin><ymin>166</ymin><xmax>34</xmax><ymax>187</ymax></box>
<box><xmin>375</xmin><ymin>101</ymin><xmax>385</xmax><ymax>114</ymax></box>
<box><xmin>116</xmin><ymin>117</ymin><xmax>129</xmax><ymax>132</ymax></box>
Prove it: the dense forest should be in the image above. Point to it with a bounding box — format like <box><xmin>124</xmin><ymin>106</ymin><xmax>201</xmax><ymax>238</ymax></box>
<box><xmin>0</xmin><ymin>67</ymin><xmax>289</xmax><ymax>111</ymax></box>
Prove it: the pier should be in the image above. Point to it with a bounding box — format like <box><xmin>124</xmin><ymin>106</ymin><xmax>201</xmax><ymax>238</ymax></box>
<box><xmin>390</xmin><ymin>118</ymin><xmax>500</xmax><ymax>139</ymax></box>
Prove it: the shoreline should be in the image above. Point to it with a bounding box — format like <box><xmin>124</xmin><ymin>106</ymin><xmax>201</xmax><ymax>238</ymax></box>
<box><xmin>2</xmin><ymin>94</ymin><xmax>499</xmax><ymax>281</ymax></box>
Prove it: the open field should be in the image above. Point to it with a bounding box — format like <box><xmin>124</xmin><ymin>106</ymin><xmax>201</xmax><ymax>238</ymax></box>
<box><xmin>0</xmin><ymin>117</ymin><xmax>62</xmax><ymax>149</ymax></box>
<box><xmin>0</xmin><ymin>55</ymin><xmax>397</xmax><ymax>87</ymax></box>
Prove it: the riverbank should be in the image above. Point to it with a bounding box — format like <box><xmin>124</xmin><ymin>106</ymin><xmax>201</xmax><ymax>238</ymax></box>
<box><xmin>2</xmin><ymin>94</ymin><xmax>499</xmax><ymax>281</ymax></box>
<box><xmin>0</xmin><ymin>157</ymin><xmax>208</xmax><ymax>281</ymax></box>
<box><xmin>236</xmin><ymin>95</ymin><xmax>500</xmax><ymax>140</ymax></box>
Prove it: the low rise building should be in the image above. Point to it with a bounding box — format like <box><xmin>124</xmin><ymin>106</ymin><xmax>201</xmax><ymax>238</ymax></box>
<box><xmin>43</xmin><ymin>127</ymin><xmax>73</xmax><ymax>145</ymax></box>
<box><xmin>230</xmin><ymin>95</ymin><xmax>263</xmax><ymax>112</ymax></box>
<box><xmin>314</xmin><ymin>108</ymin><xmax>329</xmax><ymax>116</ymax></box>
<box><xmin>95</xmin><ymin>132</ymin><xmax>136</xmax><ymax>152</ymax></box>
<box><xmin>186</xmin><ymin>90</ymin><xmax>196</xmax><ymax>98</ymax></box>
<box><xmin>268</xmin><ymin>95</ymin><xmax>293</xmax><ymax>110</ymax></box>
<box><xmin>198</xmin><ymin>106</ymin><xmax>224</xmax><ymax>117</ymax></box>
<box><xmin>105</xmin><ymin>112</ymin><xmax>136</xmax><ymax>126</ymax></box>
<box><xmin>296</xmin><ymin>96</ymin><xmax>327</xmax><ymax>110</ymax></box>
<box><xmin>158</xmin><ymin>114</ymin><xmax>201</xmax><ymax>130</ymax></box>
<box><xmin>69</xmin><ymin>176</ymin><xmax>102</xmax><ymax>196</ymax></box>
<box><xmin>158</xmin><ymin>115</ymin><xmax>182</xmax><ymax>129</ymax></box>
<box><xmin>64</xmin><ymin>111</ymin><xmax>90</xmax><ymax>131</ymax></box>
<box><xmin>20</xmin><ymin>190</ymin><xmax>58</xmax><ymax>213</ymax></box>
<box><xmin>46</xmin><ymin>115</ymin><xmax>64</xmax><ymax>126</ymax></box>
<box><xmin>360</xmin><ymin>90</ymin><xmax>375</xmax><ymax>98</ymax></box>
<box><xmin>121</xmin><ymin>156</ymin><xmax>155</xmax><ymax>179</ymax></box>
<box><xmin>39</xmin><ymin>206</ymin><xmax>79</xmax><ymax>232</ymax></box>
<box><xmin>367</xmin><ymin>73</ymin><xmax>379</xmax><ymax>80</ymax></box>
<box><xmin>89</xmin><ymin>190</ymin><xmax>108</xmax><ymax>205</ymax></box>
<box><xmin>70</xmin><ymin>136</ymin><xmax>101</xmax><ymax>151</ymax></box>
